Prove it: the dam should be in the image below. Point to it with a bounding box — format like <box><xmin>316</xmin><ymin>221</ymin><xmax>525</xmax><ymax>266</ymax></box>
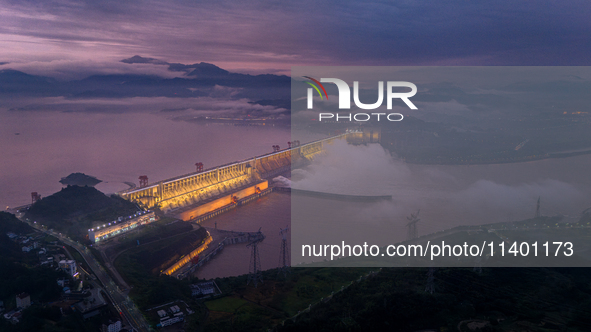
<box><xmin>118</xmin><ymin>130</ymin><xmax>376</xmax><ymax>221</ymax></box>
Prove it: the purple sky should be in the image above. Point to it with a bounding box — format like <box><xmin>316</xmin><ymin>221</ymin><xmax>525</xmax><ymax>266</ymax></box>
<box><xmin>1</xmin><ymin>0</ymin><xmax>591</xmax><ymax>78</ymax></box>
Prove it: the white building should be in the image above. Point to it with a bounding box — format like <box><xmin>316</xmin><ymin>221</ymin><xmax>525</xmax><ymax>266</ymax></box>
<box><xmin>191</xmin><ymin>281</ymin><xmax>218</xmax><ymax>297</ymax></box>
<box><xmin>102</xmin><ymin>320</ymin><xmax>122</xmax><ymax>332</ymax></box>
<box><xmin>160</xmin><ymin>316</ymin><xmax>183</xmax><ymax>327</ymax></box>
<box><xmin>88</xmin><ymin>211</ymin><xmax>156</xmax><ymax>243</ymax></box>
<box><xmin>16</xmin><ymin>293</ymin><xmax>30</xmax><ymax>309</ymax></box>
<box><xmin>59</xmin><ymin>260</ymin><xmax>77</xmax><ymax>277</ymax></box>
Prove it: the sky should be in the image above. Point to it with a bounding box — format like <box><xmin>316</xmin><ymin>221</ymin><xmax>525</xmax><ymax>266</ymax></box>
<box><xmin>1</xmin><ymin>0</ymin><xmax>591</xmax><ymax>79</ymax></box>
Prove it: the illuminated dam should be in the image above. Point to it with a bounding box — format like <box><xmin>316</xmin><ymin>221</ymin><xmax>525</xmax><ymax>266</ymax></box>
<box><xmin>118</xmin><ymin>130</ymin><xmax>377</xmax><ymax>221</ymax></box>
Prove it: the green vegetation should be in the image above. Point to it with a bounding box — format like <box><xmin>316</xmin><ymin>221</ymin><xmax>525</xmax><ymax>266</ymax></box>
<box><xmin>43</xmin><ymin>235</ymin><xmax>58</xmax><ymax>243</ymax></box>
<box><xmin>195</xmin><ymin>214</ymin><xmax>591</xmax><ymax>332</ymax></box>
<box><xmin>0</xmin><ymin>212</ymin><xmax>33</xmax><ymax>263</ymax></box>
<box><xmin>24</xmin><ymin>185</ymin><xmax>138</xmax><ymax>240</ymax></box>
<box><xmin>107</xmin><ymin>214</ymin><xmax>591</xmax><ymax>331</ymax></box>
<box><xmin>0</xmin><ymin>301</ymin><xmax>119</xmax><ymax>332</ymax></box>
<box><xmin>0</xmin><ymin>213</ymin><xmax>65</xmax><ymax>310</ymax></box>
<box><xmin>0</xmin><ymin>212</ymin><xmax>126</xmax><ymax>331</ymax></box>
<box><xmin>112</xmin><ymin>227</ymin><xmax>208</xmax><ymax>317</ymax></box>
<box><xmin>0</xmin><ymin>211</ymin><xmax>32</xmax><ymax>235</ymax></box>
<box><xmin>115</xmin><ymin>226</ymin><xmax>208</xmax><ymax>275</ymax></box>
<box><xmin>275</xmin><ymin>267</ymin><xmax>591</xmax><ymax>332</ymax></box>
<box><xmin>206</xmin><ymin>296</ymin><xmax>250</xmax><ymax>312</ymax></box>
<box><xmin>203</xmin><ymin>267</ymin><xmax>375</xmax><ymax>331</ymax></box>
<box><xmin>108</xmin><ymin>223</ymin><xmax>591</xmax><ymax>332</ymax></box>
<box><xmin>59</xmin><ymin>172</ymin><xmax>102</xmax><ymax>186</ymax></box>
<box><xmin>104</xmin><ymin>217</ymin><xmax>193</xmax><ymax>257</ymax></box>
<box><xmin>0</xmin><ymin>262</ymin><xmax>65</xmax><ymax>308</ymax></box>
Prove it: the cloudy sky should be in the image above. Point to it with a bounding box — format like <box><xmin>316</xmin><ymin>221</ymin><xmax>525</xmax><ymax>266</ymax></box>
<box><xmin>1</xmin><ymin>0</ymin><xmax>591</xmax><ymax>78</ymax></box>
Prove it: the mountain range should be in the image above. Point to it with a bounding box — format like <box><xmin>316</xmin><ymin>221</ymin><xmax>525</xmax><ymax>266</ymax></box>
<box><xmin>0</xmin><ymin>56</ymin><xmax>290</xmax><ymax>107</ymax></box>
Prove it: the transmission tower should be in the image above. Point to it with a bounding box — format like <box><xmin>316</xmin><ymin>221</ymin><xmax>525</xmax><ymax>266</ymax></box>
<box><xmin>278</xmin><ymin>225</ymin><xmax>290</xmax><ymax>277</ymax></box>
<box><xmin>425</xmin><ymin>267</ymin><xmax>436</xmax><ymax>294</ymax></box>
<box><xmin>535</xmin><ymin>196</ymin><xmax>541</xmax><ymax>218</ymax></box>
<box><xmin>473</xmin><ymin>256</ymin><xmax>483</xmax><ymax>274</ymax></box>
<box><xmin>247</xmin><ymin>228</ymin><xmax>264</xmax><ymax>287</ymax></box>
<box><xmin>406</xmin><ymin>209</ymin><xmax>420</xmax><ymax>241</ymax></box>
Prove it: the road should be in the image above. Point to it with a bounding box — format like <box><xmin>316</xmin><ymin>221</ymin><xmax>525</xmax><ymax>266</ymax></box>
<box><xmin>28</xmin><ymin>222</ymin><xmax>151</xmax><ymax>332</ymax></box>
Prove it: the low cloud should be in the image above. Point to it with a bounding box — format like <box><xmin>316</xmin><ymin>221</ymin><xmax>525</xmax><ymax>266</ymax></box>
<box><xmin>6</xmin><ymin>96</ymin><xmax>286</xmax><ymax>117</ymax></box>
<box><xmin>292</xmin><ymin>140</ymin><xmax>591</xmax><ymax>243</ymax></box>
<box><xmin>6</xmin><ymin>59</ymin><xmax>188</xmax><ymax>80</ymax></box>
<box><xmin>2</xmin><ymin>0</ymin><xmax>591</xmax><ymax>78</ymax></box>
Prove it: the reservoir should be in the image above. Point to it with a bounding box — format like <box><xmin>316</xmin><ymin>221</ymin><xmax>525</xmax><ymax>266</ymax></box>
<box><xmin>2</xmin><ymin>110</ymin><xmax>590</xmax><ymax>276</ymax></box>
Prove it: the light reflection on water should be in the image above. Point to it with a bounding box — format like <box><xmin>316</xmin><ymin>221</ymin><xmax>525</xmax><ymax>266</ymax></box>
<box><xmin>0</xmin><ymin>110</ymin><xmax>296</xmax><ymax>208</ymax></box>
<box><xmin>196</xmin><ymin>192</ymin><xmax>291</xmax><ymax>279</ymax></box>
<box><xmin>3</xmin><ymin>110</ymin><xmax>591</xmax><ymax>276</ymax></box>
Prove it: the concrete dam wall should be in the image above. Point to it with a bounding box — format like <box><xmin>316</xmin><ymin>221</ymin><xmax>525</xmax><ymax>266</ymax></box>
<box><xmin>118</xmin><ymin>133</ymin><xmax>355</xmax><ymax>215</ymax></box>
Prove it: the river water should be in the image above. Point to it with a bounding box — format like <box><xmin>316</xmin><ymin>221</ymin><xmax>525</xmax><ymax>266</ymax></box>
<box><xmin>2</xmin><ymin>110</ymin><xmax>590</xmax><ymax>277</ymax></box>
<box><xmin>196</xmin><ymin>192</ymin><xmax>291</xmax><ymax>280</ymax></box>
<box><xmin>290</xmin><ymin>141</ymin><xmax>591</xmax><ymax>265</ymax></box>
<box><xmin>0</xmin><ymin>110</ymin><xmax>297</xmax><ymax>208</ymax></box>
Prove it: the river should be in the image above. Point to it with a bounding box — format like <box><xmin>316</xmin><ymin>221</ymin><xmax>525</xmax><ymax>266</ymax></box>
<box><xmin>0</xmin><ymin>110</ymin><xmax>300</xmax><ymax>208</ymax></box>
<box><xmin>2</xmin><ymin>110</ymin><xmax>590</xmax><ymax>277</ymax></box>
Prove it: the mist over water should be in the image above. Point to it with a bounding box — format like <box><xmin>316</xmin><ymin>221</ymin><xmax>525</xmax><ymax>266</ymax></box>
<box><xmin>3</xmin><ymin>108</ymin><xmax>590</xmax><ymax>274</ymax></box>
<box><xmin>0</xmin><ymin>109</ymin><xmax>294</xmax><ymax>208</ymax></box>
<box><xmin>291</xmin><ymin>140</ymin><xmax>591</xmax><ymax>255</ymax></box>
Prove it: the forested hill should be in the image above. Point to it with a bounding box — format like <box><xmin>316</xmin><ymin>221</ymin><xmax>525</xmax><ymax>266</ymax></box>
<box><xmin>24</xmin><ymin>185</ymin><xmax>138</xmax><ymax>234</ymax></box>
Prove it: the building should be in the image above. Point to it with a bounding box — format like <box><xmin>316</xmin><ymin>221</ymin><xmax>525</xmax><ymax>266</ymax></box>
<box><xmin>157</xmin><ymin>310</ymin><xmax>167</xmax><ymax>318</ymax></box>
<box><xmin>191</xmin><ymin>281</ymin><xmax>219</xmax><ymax>297</ymax></box>
<box><xmin>159</xmin><ymin>316</ymin><xmax>183</xmax><ymax>327</ymax></box>
<box><xmin>88</xmin><ymin>211</ymin><xmax>156</xmax><ymax>243</ymax></box>
<box><xmin>59</xmin><ymin>260</ymin><xmax>77</xmax><ymax>277</ymax></box>
<box><xmin>4</xmin><ymin>311</ymin><xmax>22</xmax><ymax>324</ymax></box>
<box><xmin>16</xmin><ymin>293</ymin><xmax>30</xmax><ymax>309</ymax></box>
<box><xmin>101</xmin><ymin>320</ymin><xmax>122</xmax><ymax>332</ymax></box>
<box><xmin>57</xmin><ymin>278</ymin><xmax>69</xmax><ymax>287</ymax></box>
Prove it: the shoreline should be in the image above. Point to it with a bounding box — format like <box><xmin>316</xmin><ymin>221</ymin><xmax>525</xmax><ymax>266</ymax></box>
<box><xmin>400</xmin><ymin>148</ymin><xmax>591</xmax><ymax>166</ymax></box>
